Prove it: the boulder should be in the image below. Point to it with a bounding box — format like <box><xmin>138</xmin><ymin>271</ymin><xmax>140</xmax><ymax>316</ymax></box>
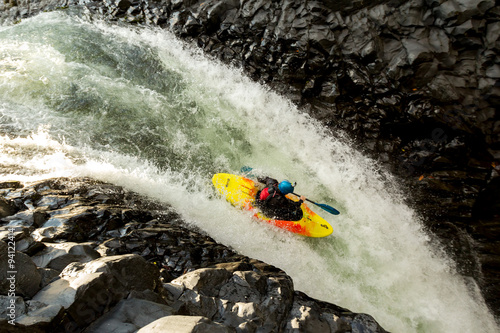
<box><xmin>0</xmin><ymin>295</ymin><xmax>25</xmax><ymax>327</ymax></box>
<box><xmin>0</xmin><ymin>179</ymin><xmax>389</xmax><ymax>332</ymax></box>
<box><xmin>163</xmin><ymin>263</ymin><xmax>388</xmax><ymax>332</ymax></box>
<box><xmin>83</xmin><ymin>298</ymin><xmax>174</xmax><ymax>333</ymax></box>
<box><xmin>31</xmin><ymin>254</ymin><xmax>161</xmax><ymax>331</ymax></box>
<box><xmin>164</xmin><ymin>266</ymin><xmax>293</xmax><ymax>332</ymax></box>
<box><xmin>0</xmin><ymin>197</ymin><xmax>18</xmax><ymax>218</ymax></box>
<box><xmin>31</xmin><ymin>204</ymin><xmax>103</xmax><ymax>242</ymax></box>
<box><xmin>166</xmin><ymin>265</ymin><xmax>294</xmax><ymax>331</ymax></box>
<box><xmin>31</xmin><ymin>242</ymin><xmax>100</xmax><ymax>272</ymax></box>
<box><xmin>15</xmin><ymin>301</ymin><xmax>65</xmax><ymax>331</ymax></box>
<box><xmin>137</xmin><ymin>315</ymin><xmax>234</xmax><ymax>333</ymax></box>
<box><xmin>0</xmin><ymin>241</ymin><xmax>42</xmax><ymax>298</ymax></box>
<box><xmin>0</xmin><ymin>226</ymin><xmax>46</xmax><ymax>256</ymax></box>
<box><xmin>38</xmin><ymin>267</ymin><xmax>61</xmax><ymax>289</ymax></box>
<box><xmin>285</xmin><ymin>291</ymin><xmax>386</xmax><ymax>332</ymax></box>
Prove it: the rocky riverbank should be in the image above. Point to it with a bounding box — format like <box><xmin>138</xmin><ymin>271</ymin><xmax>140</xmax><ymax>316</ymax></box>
<box><xmin>0</xmin><ymin>178</ymin><xmax>387</xmax><ymax>332</ymax></box>
<box><xmin>0</xmin><ymin>0</ymin><xmax>499</xmax><ymax>320</ymax></box>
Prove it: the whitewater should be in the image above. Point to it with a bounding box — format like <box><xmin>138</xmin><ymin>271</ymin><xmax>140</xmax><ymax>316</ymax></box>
<box><xmin>0</xmin><ymin>12</ymin><xmax>498</xmax><ymax>332</ymax></box>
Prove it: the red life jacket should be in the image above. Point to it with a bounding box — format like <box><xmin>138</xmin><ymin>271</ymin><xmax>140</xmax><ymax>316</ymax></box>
<box><xmin>259</xmin><ymin>187</ymin><xmax>276</xmax><ymax>201</ymax></box>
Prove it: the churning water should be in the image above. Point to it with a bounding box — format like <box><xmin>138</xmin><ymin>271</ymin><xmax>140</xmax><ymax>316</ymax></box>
<box><xmin>0</xmin><ymin>12</ymin><xmax>498</xmax><ymax>332</ymax></box>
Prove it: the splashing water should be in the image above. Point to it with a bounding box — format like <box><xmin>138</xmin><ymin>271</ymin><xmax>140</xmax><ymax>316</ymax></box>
<box><xmin>0</xmin><ymin>12</ymin><xmax>498</xmax><ymax>332</ymax></box>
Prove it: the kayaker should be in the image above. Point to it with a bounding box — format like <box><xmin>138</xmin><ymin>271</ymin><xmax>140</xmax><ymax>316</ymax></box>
<box><xmin>255</xmin><ymin>176</ymin><xmax>306</xmax><ymax>221</ymax></box>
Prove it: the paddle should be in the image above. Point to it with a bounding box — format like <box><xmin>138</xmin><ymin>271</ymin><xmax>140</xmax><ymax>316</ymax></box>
<box><xmin>293</xmin><ymin>193</ymin><xmax>340</xmax><ymax>215</ymax></box>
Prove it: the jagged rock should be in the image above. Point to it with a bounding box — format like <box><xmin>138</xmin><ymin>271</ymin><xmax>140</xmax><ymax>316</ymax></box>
<box><xmin>2</xmin><ymin>209</ymin><xmax>37</xmax><ymax>227</ymax></box>
<box><xmin>137</xmin><ymin>315</ymin><xmax>234</xmax><ymax>333</ymax></box>
<box><xmin>14</xmin><ymin>300</ymin><xmax>65</xmax><ymax>332</ymax></box>
<box><xmin>0</xmin><ymin>241</ymin><xmax>42</xmax><ymax>298</ymax></box>
<box><xmin>0</xmin><ymin>226</ymin><xmax>46</xmax><ymax>256</ymax></box>
<box><xmin>32</xmin><ymin>204</ymin><xmax>104</xmax><ymax>242</ymax></box>
<box><xmin>0</xmin><ymin>295</ymin><xmax>25</xmax><ymax>327</ymax></box>
<box><xmin>485</xmin><ymin>22</ymin><xmax>500</xmax><ymax>48</ymax></box>
<box><xmin>432</xmin><ymin>0</ymin><xmax>495</xmax><ymax>22</ymax></box>
<box><xmin>38</xmin><ymin>267</ymin><xmax>60</xmax><ymax>289</ymax></box>
<box><xmin>31</xmin><ymin>242</ymin><xmax>101</xmax><ymax>272</ymax></box>
<box><xmin>0</xmin><ymin>179</ymin><xmax>389</xmax><ymax>332</ymax></box>
<box><xmin>163</xmin><ymin>263</ymin><xmax>387</xmax><ymax>332</ymax></box>
<box><xmin>0</xmin><ymin>197</ymin><xmax>18</xmax><ymax>218</ymax></box>
<box><xmin>286</xmin><ymin>294</ymin><xmax>345</xmax><ymax>331</ymax></box>
<box><xmin>0</xmin><ymin>296</ymin><xmax>64</xmax><ymax>333</ymax></box>
<box><xmin>32</xmin><ymin>254</ymin><xmax>161</xmax><ymax>331</ymax></box>
<box><xmin>166</xmin><ymin>265</ymin><xmax>294</xmax><ymax>331</ymax></box>
<box><xmin>83</xmin><ymin>298</ymin><xmax>174</xmax><ymax>333</ymax></box>
<box><xmin>285</xmin><ymin>291</ymin><xmax>388</xmax><ymax>332</ymax></box>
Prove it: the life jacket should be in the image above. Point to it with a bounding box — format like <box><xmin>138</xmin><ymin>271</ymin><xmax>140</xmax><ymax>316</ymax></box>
<box><xmin>259</xmin><ymin>186</ymin><xmax>276</xmax><ymax>201</ymax></box>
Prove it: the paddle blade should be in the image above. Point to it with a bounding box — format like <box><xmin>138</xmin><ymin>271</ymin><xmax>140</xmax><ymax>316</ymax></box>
<box><xmin>240</xmin><ymin>166</ymin><xmax>256</xmax><ymax>178</ymax></box>
<box><xmin>293</xmin><ymin>192</ymin><xmax>340</xmax><ymax>216</ymax></box>
<box><xmin>315</xmin><ymin>203</ymin><xmax>340</xmax><ymax>215</ymax></box>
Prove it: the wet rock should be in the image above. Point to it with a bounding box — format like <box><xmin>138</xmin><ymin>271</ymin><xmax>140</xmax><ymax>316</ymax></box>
<box><xmin>14</xmin><ymin>300</ymin><xmax>65</xmax><ymax>332</ymax></box>
<box><xmin>2</xmin><ymin>209</ymin><xmax>37</xmax><ymax>227</ymax></box>
<box><xmin>0</xmin><ymin>296</ymin><xmax>65</xmax><ymax>332</ymax></box>
<box><xmin>31</xmin><ymin>242</ymin><xmax>100</xmax><ymax>272</ymax></box>
<box><xmin>38</xmin><ymin>267</ymin><xmax>60</xmax><ymax>289</ymax></box>
<box><xmin>285</xmin><ymin>291</ymin><xmax>384</xmax><ymax>332</ymax></box>
<box><xmin>137</xmin><ymin>315</ymin><xmax>234</xmax><ymax>333</ymax></box>
<box><xmin>0</xmin><ymin>240</ymin><xmax>42</xmax><ymax>298</ymax></box>
<box><xmin>0</xmin><ymin>295</ymin><xmax>25</xmax><ymax>328</ymax></box>
<box><xmin>35</xmin><ymin>195</ymin><xmax>70</xmax><ymax>210</ymax></box>
<box><xmin>0</xmin><ymin>178</ymin><xmax>389</xmax><ymax>332</ymax></box>
<box><xmin>83</xmin><ymin>298</ymin><xmax>173</xmax><ymax>333</ymax></box>
<box><xmin>432</xmin><ymin>0</ymin><xmax>495</xmax><ymax>22</ymax></box>
<box><xmin>0</xmin><ymin>181</ymin><xmax>22</xmax><ymax>190</ymax></box>
<box><xmin>32</xmin><ymin>254</ymin><xmax>161</xmax><ymax>330</ymax></box>
<box><xmin>0</xmin><ymin>197</ymin><xmax>18</xmax><ymax>218</ymax></box>
<box><xmin>32</xmin><ymin>205</ymin><xmax>103</xmax><ymax>242</ymax></box>
<box><xmin>14</xmin><ymin>235</ymin><xmax>46</xmax><ymax>256</ymax></box>
<box><xmin>0</xmin><ymin>225</ymin><xmax>46</xmax><ymax>256</ymax></box>
<box><xmin>95</xmin><ymin>223</ymin><xmax>246</xmax><ymax>279</ymax></box>
<box><xmin>163</xmin><ymin>263</ymin><xmax>387</xmax><ymax>332</ymax></box>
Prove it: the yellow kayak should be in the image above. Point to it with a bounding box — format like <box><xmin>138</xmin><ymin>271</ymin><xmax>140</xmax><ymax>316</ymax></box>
<box><xmin>212</xmin><ymin>173</ymin><xmax>333</xmax><ymax>237</ymax></box>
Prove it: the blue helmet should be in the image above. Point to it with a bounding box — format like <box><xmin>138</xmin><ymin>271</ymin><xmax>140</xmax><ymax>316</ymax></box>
<box><xmin>278</xmin><ymin>180</ymin><xmax>294</xmax><ymax>195</ymax></box>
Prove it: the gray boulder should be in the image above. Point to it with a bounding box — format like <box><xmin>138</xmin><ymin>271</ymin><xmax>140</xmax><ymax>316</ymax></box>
<box><xmin>31</xmin><ymin>241</ymin><xmax>100</xmax><ymax>272</ymax></box>
<box><xmin>163</xmin><ymin>263</ymin><xmax>387</xmax><ymax>332</ymax></box>
<box><xmin>0</xmin><ymin>197</ymin><xmax>18</xmax><ymax>219</ymax></box>
<box><xmin>284</xmin><ymin>291</ymin><xmax>385</xmax><ymax>333</ymax></box>
<box><xmin>137</xmin><ymin>315</ymin><xmax>234</xmax><ymax>333</ymax></box>
<box><xmin>166</xmin><ymin>265</ymin><xmax>294</xmax><ymax>332</ymax></box>
<box><xmin>83</xmin><ymin>298</ymin><xmax>174</xmax><ymax>333</ymax></box>
<box><xmin>0</xmin><ymin>295</ymin><xmax>26</xmax><ymax>327</ymax></box>
<box><xmin>0</xmin><ymin>240</ymin><xmax>42</xmax><ymax>298</ymax></box>
<box><xmin>32</xmin><ymin>254</ymin><xmax>161</xmax><ymax>331</ymax></box>
<box><xmin>0</xmin><ymin>179</ymin><xmax>389</xmax><ymax>333</ymax></box>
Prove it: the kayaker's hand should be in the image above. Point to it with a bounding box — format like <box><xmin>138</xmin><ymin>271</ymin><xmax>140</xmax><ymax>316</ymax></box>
<box><xmin>300</xmin><ymin>195</ymin><xmax>306</xmax><ymax>202</ymax></box>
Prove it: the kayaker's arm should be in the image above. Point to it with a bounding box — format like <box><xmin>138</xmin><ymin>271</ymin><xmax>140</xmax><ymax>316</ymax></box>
<box><xmin>291</xmin><ymin>195</ymin><xmax>306</xmax><ymax>207</ymax></box>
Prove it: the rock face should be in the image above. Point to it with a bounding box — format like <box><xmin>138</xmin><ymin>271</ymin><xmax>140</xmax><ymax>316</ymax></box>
<box><xmin>0</xmin><ymin>0</ymin><xmax>499</xmax><ymax>319</ymax></box>
<box><xmin>0</xmin><ymin>178</ymin><xmax>387</xmax><ymax>332</ymax></box>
